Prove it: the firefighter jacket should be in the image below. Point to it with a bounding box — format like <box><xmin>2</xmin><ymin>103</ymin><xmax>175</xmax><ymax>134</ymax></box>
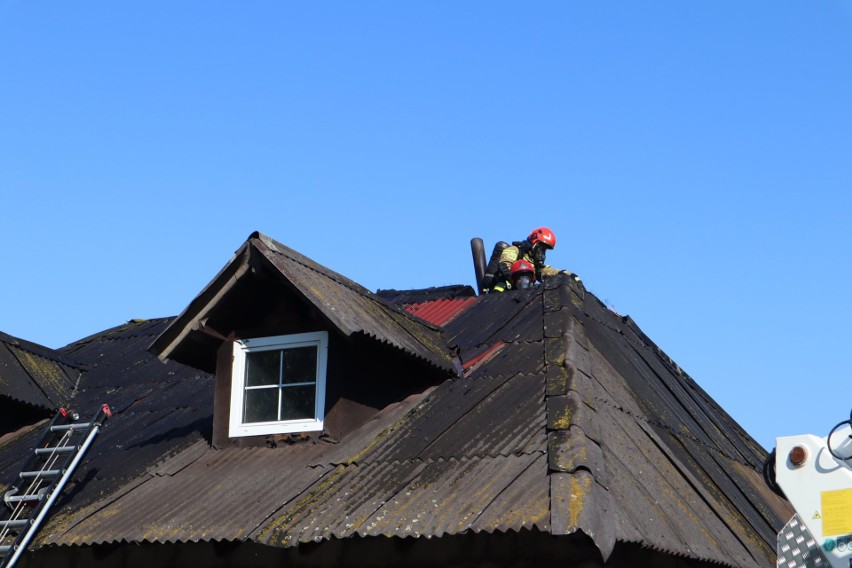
<box><xmin>491</xmin><ymin>245</ymin><xmax>562</xmax><ymax>292</ymax></box>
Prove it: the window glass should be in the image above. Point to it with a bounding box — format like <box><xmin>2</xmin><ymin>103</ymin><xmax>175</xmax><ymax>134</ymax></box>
<box><xmin>244</xmin><ymin>388</ymin><xmax>279</xmax><ymax>423</ymax></box>
<box><xmin>283</xmin><ymin>346</ymin><xmax>316</xmax><ymax>384</ymax></box>
<box><xmin>280</xmin><ymin>385</ymin><xmax>315</xmax><ymax>420</ymax></box>
<box><xmin>245</xmin><ymin>350</ymin><xmax>280</xmax><ymax>387</ymax></box>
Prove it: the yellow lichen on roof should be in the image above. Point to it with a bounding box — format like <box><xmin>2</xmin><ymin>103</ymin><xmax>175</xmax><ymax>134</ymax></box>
<box><xmin>17</xmin><ymin>349</ymin><xmax>73</xmax><ymax>402</ymax></box>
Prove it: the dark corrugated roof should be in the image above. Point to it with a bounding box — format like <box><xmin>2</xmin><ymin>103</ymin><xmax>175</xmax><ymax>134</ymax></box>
<box><xmin>0</xmin><ymin>331</ymin><xmax>80</xmax><ymax>410</ymax></box>
<box><xmin>376</xmin><ymin>284</ymin><xmax>475</xmax><ymax>304</ymax></box>
<box><xmin>535</xmin><ymin>277</ymin><xmax>788</xmax><ymax>565</ymax></box>
<box><xmin>0</xmin><ymin>319</ymin><xmax>213</xmax><ymax>516</ymax></box>
<box><xmin>255</xmin><ymin>235</ymin><xmax>456</xmax><ymax>373</ymax></box>
<box><xmin>37</xmin><ymin>354</ymin><xmax>549</xmax><ymax>547</ymax></box>
<box><xmin>0</xmin><ymin>238</ymin><xmax>792</xmax><ymax>567</ymax></box>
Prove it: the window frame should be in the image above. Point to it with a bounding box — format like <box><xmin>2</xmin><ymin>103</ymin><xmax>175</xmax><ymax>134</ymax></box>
<box><xmin>229</xmin><ymin>331</ymin><xmax>328</xmax><ymax>438</ymax></box>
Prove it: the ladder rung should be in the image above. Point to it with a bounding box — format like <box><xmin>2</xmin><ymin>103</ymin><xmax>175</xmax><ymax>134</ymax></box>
<box><xmin>19</xmin><ymin>469</ymin><xmax>61</xmax><ymax>479</ymax></box>
<box><xmin>0</xmin><ymin>519</ymin><xmax>29</xmax><ymax>529</ymax></box>
<box><xmin>34</xmin><ymin>446</ymin><xmax>77</xmax><ymax>455</ymax></box>
<box><xmin>5</xmin><ymin>494</ymin><xmax>45</xmax><ymax>503</ymax></box>
<box><xmin>50</xmin><ymin>422</ymin><xmax>91</xmax><ymax>432</ymax></box>
<box><xmin>0</xmin><ymin>544</ymin><xmax>11</xmax><ymax>554</ymax></box>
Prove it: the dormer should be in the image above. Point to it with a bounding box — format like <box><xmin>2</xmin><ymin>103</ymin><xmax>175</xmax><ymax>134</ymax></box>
<box><xmin>150</xmin><ymin>232</ymin><xmax>458</xmax><ymax>447</ymax></box>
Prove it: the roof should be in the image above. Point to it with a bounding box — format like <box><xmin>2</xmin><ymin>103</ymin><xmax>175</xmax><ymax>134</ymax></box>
<box><xmin>0</xmin><ymin>237</ymin><xmax>792</xmax><ymax>567</ymax></box>
<box><xmin>0</xmin><ymin>319</ymin><xmax>213</xmax><ymax>516</ymax></box>
<box><xmin>0</xmin><ymin>331</ymin><xmax>81</xmax><ymax>410</ymax></box>
<box><xmin>151</xmin><ymin>232</ymin><xmax>458</xmax><ymax>376</ymax></box>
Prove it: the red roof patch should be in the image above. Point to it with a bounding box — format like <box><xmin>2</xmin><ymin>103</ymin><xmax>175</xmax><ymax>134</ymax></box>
<box><xmin>403</xmin><ymin>296</ymin><xmax>478</xmax><ymax>327</ymax></box>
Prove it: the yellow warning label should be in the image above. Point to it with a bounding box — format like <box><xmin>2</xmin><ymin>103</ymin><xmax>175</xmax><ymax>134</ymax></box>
<box><xmin>821</xmin><ymin>488</ymin><xmax>852</xmax><ymax>537</ymax></box>
<box><xmin>813</xmin><ymin>511</ymin><xmax>821</xmax><ymax>520</ymax></box>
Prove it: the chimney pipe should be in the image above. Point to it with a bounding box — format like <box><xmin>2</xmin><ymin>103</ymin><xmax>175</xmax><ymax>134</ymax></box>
<box><xmin>470</xmin><ymin>238</ymin><xmax>486</xmax><ymax>294</ymax></box>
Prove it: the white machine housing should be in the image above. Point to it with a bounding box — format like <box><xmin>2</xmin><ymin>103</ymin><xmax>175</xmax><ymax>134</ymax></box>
<box><xmin>775</xmin><ymin>423</ymin><xmax>852</xmax><ymax>568</ymax></box>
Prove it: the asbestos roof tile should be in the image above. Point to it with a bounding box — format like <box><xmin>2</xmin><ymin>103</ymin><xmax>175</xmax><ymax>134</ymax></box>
<box><xmin>377</xmin><ymin>285</ymin><xmax>475</xmax><ymax>304</ymax></box>
<box><xmin>356</xmin><ymin>454</ymin><xmax>547</xmax><ymax>539</ymax></box>
<box><xmin>443</xmin><ymin>290</ymin><xmax>543</xmax><ymax>352</ymax></box>
<box><xmin>43</xmin><ymin>443</ymin><xmax>331</xmax><ymax>546</ymax></box>
<box><xmin>258</xmin><ymin>453</ymin><xmax>549</xmax><ymax>546</ymax></box>
<box><xmin>345</xmin><ymin>370</ymin><xmax>545</xmax><ymax>465</ymax></box>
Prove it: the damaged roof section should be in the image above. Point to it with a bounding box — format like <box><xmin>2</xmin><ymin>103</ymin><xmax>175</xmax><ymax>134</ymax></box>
<box><xmin>0</xmin><ymin>331</ymin><xmax>81</xmax><ymax>411</ymax></box>
<box><xmin>151</xmin><ymin>232</ymin><xmax>458</xmax><ymax>376</ymax></box>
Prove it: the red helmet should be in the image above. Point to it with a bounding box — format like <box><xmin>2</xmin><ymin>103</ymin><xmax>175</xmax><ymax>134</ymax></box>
<box><xmin>511</xmin><ymin>259</ymin><xmax>536</xmax><ymax>290</ymax></box>
<box><xmin>528</xmin><ymin>227</ymin><xmax>556</xmax><ymax>249</ymax></box>
<box><xmin>511</xmin><ymin>259</ymin><xmax>535</xmax><ymax>276</ymax></box>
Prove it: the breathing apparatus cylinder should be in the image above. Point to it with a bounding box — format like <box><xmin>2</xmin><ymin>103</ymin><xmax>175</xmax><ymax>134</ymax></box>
<box><xmin>470</xmin><ymin>238</ymin><xmax>487</xmax><ymax>293</ymax></box>
<box><xmin>480</xmin><ymin>241</ymin><xmax>509</xmax><ymax>291</ymax></box>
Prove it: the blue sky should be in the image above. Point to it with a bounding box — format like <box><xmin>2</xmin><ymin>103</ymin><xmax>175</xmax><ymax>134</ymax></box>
<box><xmin>1</xmin><ymin>2</ymin><xmax>850</xmax><ymax>451</ymax></box>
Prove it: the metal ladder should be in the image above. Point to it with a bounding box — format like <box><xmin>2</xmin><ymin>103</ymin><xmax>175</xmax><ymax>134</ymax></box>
<box><xmin>0</xmin><ymin>404</ymin><xmax>111</xmax><ymax>568</ymax></box>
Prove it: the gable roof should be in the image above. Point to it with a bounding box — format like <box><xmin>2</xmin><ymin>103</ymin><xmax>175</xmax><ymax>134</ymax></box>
<box><xmin>0</xmin><ymin>236</ymin><xmax>792</xmax><ymax>567</ymax></box>
<box><xmin>151</xmin><ymin>231</ymin><xmax>458</xmax><ymax>376</ymax></box>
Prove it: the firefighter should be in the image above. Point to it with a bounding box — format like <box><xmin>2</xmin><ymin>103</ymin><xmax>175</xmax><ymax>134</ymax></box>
<box><xmin>498</xmin><ymin>227</ymin><xmax>557</xmax><ymax>283</ymax></box>
<box><xmin>490</xmin><ymin>258</ymin><xmax>537</xmax><ymax>293</ymax></box>
<box><xmin>484</xmin><ymin>227</ymin><xmax>580</xmax><ymax>293</ymax></box>
<box><xmin>510</xmin><ymin>259</ymin><xmax>536</xmax><ymax>290</ymax></box>
<box><xmin>494</xmin><ymin>228</ymin><xmax>557</xmax><ymax>288</ymax></box>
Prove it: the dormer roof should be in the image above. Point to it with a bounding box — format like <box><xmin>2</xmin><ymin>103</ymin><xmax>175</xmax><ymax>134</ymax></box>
<box><xmin>150</xmin><ymin>231</ymin><xmax>458</xmax><ymax>376</ymax></box>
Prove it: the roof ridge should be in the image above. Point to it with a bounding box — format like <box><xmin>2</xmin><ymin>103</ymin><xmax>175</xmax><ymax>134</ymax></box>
<box><xmin>63</xmin><ymin>317</ymin><xmax>175</xmax><ymax>350</ymax></box>
<box><xmin>0</xmin><ymin>330</ymin><xmax>84</xmax><ymax>369</ymax></box>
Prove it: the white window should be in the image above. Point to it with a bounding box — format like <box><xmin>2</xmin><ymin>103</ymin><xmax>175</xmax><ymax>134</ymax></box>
<box><xmin>229</xmin><ymin>331</ymin><xmax>328</xmax><ymax>437</ymax></box>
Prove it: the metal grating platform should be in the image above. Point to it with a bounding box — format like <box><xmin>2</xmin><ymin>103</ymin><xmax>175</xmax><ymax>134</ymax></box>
<box><xmin>777</xmin><ymin>513</ymin><xmax>830</xmax><ymax>568</ymax></box>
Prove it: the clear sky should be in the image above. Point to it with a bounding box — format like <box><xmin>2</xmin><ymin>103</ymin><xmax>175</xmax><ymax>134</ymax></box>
<box><xmin>1</xmin><ymin>2</ymin><xmax>850</xmax><ymax>452</ymax></box>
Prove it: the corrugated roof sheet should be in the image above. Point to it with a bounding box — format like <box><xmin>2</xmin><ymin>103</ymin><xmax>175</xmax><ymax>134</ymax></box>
<box><xmin>403</xmin><ymin>296</ymin><xmax>478</xmax><ymax>327</ymax></box>
<box><xmin>0</xmin><ymin>319</ymin><xmax>213</xmax><ymax>515</ymax></box>
<box><xmin>37</xmin><ymin>344</ymin><xmax>549</xmax><ymax>546</ymax></box>
<box><xmin>256</xmin><ymin>235</ymin><xmax>456</xmax><ymax>373</ymax></box>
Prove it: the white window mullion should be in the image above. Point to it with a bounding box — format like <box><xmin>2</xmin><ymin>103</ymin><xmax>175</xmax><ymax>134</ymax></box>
<box><xmin>278</xmin><ymin>350</ymin><xmax>284</xmax><ymax>421</ymax></box>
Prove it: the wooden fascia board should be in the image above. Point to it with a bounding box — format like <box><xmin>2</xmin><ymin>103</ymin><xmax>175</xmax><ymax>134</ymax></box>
<box><xmin>150</xmin><ymin>243</ymin><xmax>252</xmax><ymax>361</ymax></box>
